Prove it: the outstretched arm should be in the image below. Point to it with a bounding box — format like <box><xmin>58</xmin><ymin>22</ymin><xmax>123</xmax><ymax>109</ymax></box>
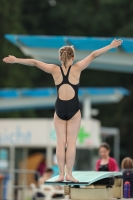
<box><xmin>75</xmin><ymin>39</ymin><xmax>123</xmax><ymax>71</ymax></box>
<box><xmin>3</xmin><ymin>56</ymin><xmax>55</xmax><ymax>74</ymax></box>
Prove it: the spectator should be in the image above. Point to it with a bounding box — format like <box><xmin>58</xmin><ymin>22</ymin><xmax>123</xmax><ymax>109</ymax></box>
<box><xmin>96</xmin><ymin>142</ymin><xmax>119</xmax><ymax>171</ymax></box>
<box><xmin>32</xmin><ymin>168</ymin><xmax>64</xmax><ymax>200</ymax></box>
<box><xmin>34</xmin><ymin>156</ymin><xmax>47</xmax><ymax>182</ymax></box>
<box><xmin>121</xmin><ymin>157</ymin><xmax>133</xmax><ymax>169</ymax></box>
<box><xmin>39</xmin><ymin>168</ymin><xmax>53</xmax><ymax>185</ymax></box>
<box><xmin>121</xmin><ymin>157</ymin><xmax>133</xmax><ymax>198</ymax></box>
<box><xmin>37</xmin><ymin>157</ymin><xmax>47</xmax><ymax>176</ymax></box>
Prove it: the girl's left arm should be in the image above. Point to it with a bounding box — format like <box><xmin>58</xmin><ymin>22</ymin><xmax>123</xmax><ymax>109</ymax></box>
<box><xmin>75</xmin><ymin>39</ymin><xmax>123</xmax><ymax>71</ymax></box>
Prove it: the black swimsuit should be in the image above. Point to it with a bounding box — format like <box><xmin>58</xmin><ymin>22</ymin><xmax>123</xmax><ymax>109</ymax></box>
<box><xmin>55</xmin><ymin>65</ymin><xmax>80</xmax><ymax>120</ymax></box>
<box><xmin>99</xmin><ymin>164</ymin><xmax>109</xmax><ymax>171</ymax></box>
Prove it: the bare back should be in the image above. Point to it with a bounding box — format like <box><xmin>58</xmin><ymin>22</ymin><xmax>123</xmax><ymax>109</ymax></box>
<box><xmin>52</xmin><ymin>64</ymin><xmax>81</xmax><ymax>100</ymax></box>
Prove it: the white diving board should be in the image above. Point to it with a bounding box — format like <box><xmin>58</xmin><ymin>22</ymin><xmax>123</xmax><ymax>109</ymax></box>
<box><xmin>45</xmin><ymin>171</ymin><xmax>122</xmax><ymax>186</ymax></box>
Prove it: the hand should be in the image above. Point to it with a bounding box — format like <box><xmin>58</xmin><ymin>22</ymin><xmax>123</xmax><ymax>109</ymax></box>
<box><xmin>3</xmin><ymin>55</ymin><xmax>17</xmax><ymax>63</ymax></box>
<box><xmin>110</xmin><ymin>39</ymin><xmax>123</xmax><ymax>48</ymax></box>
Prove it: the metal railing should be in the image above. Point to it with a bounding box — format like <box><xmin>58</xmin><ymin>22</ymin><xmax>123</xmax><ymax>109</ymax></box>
<box><xmin>0</xmin><ymin>169</ymin><xmax>40</xmax><ymax>200</ymax></box>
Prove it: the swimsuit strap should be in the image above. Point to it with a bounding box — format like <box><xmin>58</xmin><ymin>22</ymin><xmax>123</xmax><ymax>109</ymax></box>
<box><xmin>60</xmin><ymin>66</ymin><xmax>72</xmax><ymax>78</ymax></box>
<box><xmin>60</xmin><ymin>66</ymin><xmax>65</xmax><ymax>77</ymax></box>
<box><xmin>66</xmin><ymin>65</ymin><xmax>72</xmax><ymax>77</ymax></box>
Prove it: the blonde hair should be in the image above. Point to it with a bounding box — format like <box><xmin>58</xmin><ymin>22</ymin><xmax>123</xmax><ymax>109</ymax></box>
<box><xmin>121</xmin><ymin>157</ymin><xmax>133</xmax><ymax>169</ymax></box>
<box><xmin>59</xmin><ymin>45</ymin><xmax>75</xmax><ymax>68</ymax></box>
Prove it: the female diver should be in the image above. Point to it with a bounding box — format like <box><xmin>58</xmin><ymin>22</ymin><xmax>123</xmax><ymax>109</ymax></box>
<box><xmin>3</xmin><ymin>38</ymin><xmax>122</xmax><ymax>182</ymax></box>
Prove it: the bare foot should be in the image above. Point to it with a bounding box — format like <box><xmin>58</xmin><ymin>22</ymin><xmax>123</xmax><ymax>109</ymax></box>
<box><xmin>66</xmin><ymin>174</ymin><xmax>79</xmax><ymax>182</ymax></box>
<box><xmin>55</xmin><ymin>175</ymin><xmax>64</xmax><ymax>182</ymax></box>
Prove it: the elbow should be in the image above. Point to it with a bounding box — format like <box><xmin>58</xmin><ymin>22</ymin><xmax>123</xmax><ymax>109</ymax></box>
<box><xmin>33</xmin><ymin>59</ymin><xmax>37</xmax><ymax>66</ymax></box>
<box><xmin>91</xmin><ymin>52</ymin><xmax>96</xmax><ymax>59</ymax></box>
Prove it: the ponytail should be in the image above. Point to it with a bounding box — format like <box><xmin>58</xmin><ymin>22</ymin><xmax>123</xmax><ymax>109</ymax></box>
<box><xmin>61</xmin><ymin>51</ymin><xmax>67</xmax><ymax>68</ymax></box>
<box><xmin>59</xmin><ymin>46</ymin><xmax>75</xmax><ymax>68</ymax></box>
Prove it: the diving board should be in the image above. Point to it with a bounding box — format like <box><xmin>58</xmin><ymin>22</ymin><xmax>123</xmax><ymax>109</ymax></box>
<box><xmin>45</xmin><ymin>171</ymin><xmax>122</xmax><ymax>186</ymax></box>
<box><xmin>5</xmin><ymin>34</ymin><xmax>133</xmax><ymax>73</ymax></box>
<box><xmin>45</xmin><ymin>171</ymin><xmax>123</xmax><ymax>200</ymax></box>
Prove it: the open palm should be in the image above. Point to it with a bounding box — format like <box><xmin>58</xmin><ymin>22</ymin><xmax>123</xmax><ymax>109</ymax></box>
<box><xmin>3</xmin><ymin>55</ymin><xmax>17</xmax><ymax>63</ymax></box>
<box><xmin>110</xmin><ymin>39</ymin><xmax>123</xmax><ymax>48</ymax></box>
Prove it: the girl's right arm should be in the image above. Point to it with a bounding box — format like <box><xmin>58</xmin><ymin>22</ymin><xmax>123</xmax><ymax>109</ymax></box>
<box><xmin>3</xmin><ymin>55</ymin><xmax>55</xmax><ymax>74</ymax></box>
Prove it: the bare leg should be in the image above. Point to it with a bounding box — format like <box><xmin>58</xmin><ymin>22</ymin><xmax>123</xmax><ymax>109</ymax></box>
<box><xmin>66</xmin><ymin>110</ymin><xmax>81</xmax><ymax>182</ymax></box>
<box><xmin>54</xmin><ymin>112</ymin><xmax>67</xmax><ymax>181</ymax></box>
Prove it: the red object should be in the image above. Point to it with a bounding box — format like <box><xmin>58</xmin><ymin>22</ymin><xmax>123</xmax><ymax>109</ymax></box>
<box><xmin>96</xmin><ymin>157</ymin><xmax>119</xmax><ymax>171</ymax></box>
<box><xmin>124</xmin><ymin>181</ymin><xmax>130</xmax><ymax>198</ymax></box>
<box><xmin>0</xmin><ymin>174</ymin><xmax>3</xmax><ymax>179</ymax></box>
<box><xmin>37</xmin><ymin>163</ymin><xmax>47</xmax><ymax>176</ymax></box>
<box><xmin>125</xmin><ymin>181</ymin><xmax>130</xmax><ymax>184</ymax></box>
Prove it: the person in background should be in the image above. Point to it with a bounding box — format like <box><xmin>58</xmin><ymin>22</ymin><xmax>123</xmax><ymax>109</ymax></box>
<box><xmin>32</xmin><ymin>168</ymin><xmax>63</xmax><ymax>200</ymax></box>
<box><xmin>39</xmin><ymin>168</ymin><xmax>53</xmax><ymax>185</ymax></box>
<box><xmin>96</xmin><ymin>142</ymin><xmax>119</xmax><ymax>171</ymax></box>
<box><xmin>34</xmin><ymin>156</ymin><xmax>47</xmax><ymax>182</ymax></box>
<box><xmin>39</xmin><ymin>168</ymin><xmax>64</xmax><ymax>199</ymax></box>
<box><xmin>37</xmin><ymin>157</ymin><xmax>47</xmax><ymax>176</ymax></box>
<box><xmin>32</xmin><ymin>168</ymin><xmax>52</xmax><ymax>200</ymax></box>
<box><xmin>121</xmin><ymin>157</ymin><xmax>133</xmax><ymax>170</ymax></box>
<box><xmin>121</xmin><ymin>157</ymin><xmax>133</xmax><ymax>198</ymax></box>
